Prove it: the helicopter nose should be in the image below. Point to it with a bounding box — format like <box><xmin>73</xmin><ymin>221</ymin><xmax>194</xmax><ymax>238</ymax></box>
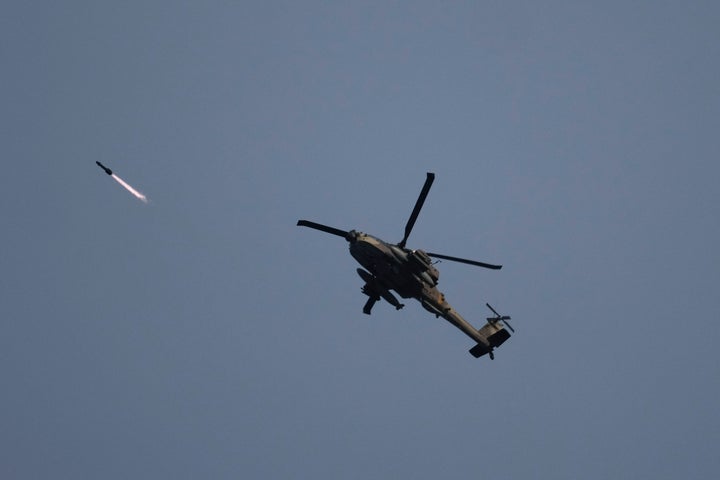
<box><xmin>350</xmin><ymin>237</ymin><xmax>381</xmax><ymax>259</ymax></box>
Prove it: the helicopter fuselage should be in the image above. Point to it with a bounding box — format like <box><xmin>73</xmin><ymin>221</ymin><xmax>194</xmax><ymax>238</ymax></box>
<box><xmin>348</xmin><ymin>231</ymin><xmax>435</xmax><ymax>299</ymax></box>
<box><xmin>347</xmin><ymin>231</ymin><xmax>504</xmax><ymax>353</ymax></box>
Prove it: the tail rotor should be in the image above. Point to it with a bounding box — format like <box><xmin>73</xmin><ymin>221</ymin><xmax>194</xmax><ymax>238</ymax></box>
<box><xmin>486</xmin><ymin>303</ymin><xmax>514</xmax><ymax>333</ymax></box>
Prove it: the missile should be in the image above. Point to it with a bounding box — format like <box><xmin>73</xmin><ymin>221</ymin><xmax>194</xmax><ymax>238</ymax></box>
<box><xmin>96</xmin><ymin>161</ymin><xmax>113</xmax><ymax>176</ymax></box>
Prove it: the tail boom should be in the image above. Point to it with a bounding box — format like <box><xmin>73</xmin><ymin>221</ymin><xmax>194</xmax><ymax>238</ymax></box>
<box><xmin>439</xmin><ymin>306</ymin><xmax>512</xmax><ymax>360</ymax></box>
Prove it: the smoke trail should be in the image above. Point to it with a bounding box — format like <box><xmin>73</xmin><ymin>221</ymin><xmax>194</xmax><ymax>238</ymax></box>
<box><xmin>111</xmin><ymin>174</ymin><xmax>148</xmax><ymax>203</ymax></box>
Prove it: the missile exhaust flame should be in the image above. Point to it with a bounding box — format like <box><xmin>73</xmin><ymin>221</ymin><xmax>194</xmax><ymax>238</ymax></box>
<box><xmin>111</xmin><ymin>174</ymin><xmax>147</xmax><ymax>203</ymax></box>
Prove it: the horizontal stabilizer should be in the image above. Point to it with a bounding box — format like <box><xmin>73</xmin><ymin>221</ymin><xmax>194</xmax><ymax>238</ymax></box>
<box><xmin>488</xmin><ymin>328</ymin><xmax>511</xmax><ymax>348</ymax></box>
<box><xmin>469</xmin><ymin>321</ymin><xmax>512</xmax><ymax>359</ymax></box>
<box><xmin>469</xmin><ymin>343</ymin><xmax>490</xmax><ymax>358</ymax></box>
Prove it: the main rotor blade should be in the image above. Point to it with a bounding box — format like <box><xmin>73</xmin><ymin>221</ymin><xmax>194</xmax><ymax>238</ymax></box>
<box><xmin>297</xmin><ymin>220</ymin><xmax>350</xmax><ymax>239</ymax></box>
<box><xmin>426</xmin><ymin>252</ymin><xmax>502</xmax><ymax>269</ymax></box>
<box><xmin>398</xmin><ymin>172</ymin><xmax>435</xmax><ymax>248</ymax></box>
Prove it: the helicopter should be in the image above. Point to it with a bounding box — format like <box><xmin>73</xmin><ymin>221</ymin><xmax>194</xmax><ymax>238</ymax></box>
<box><xmin>297</xmin><ymin>172</ymin><xmax>514</xmax><ymax>360</ymax></box>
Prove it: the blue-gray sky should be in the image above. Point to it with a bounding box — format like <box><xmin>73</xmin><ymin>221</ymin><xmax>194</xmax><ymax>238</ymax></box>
<box><xmin>2</xmin><ymin>1</ymin><xmax>719</xmax><ymax>478</ymax></box>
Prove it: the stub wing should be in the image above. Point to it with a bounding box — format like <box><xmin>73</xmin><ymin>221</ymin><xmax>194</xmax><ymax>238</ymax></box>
<box><xmin>357</xmin><ymin>268</ymin><xmax>404</xmax><ymax>314</ymax></box>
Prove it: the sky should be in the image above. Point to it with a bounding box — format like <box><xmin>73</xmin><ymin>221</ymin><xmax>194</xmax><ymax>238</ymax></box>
<box><xmin>2</xmin><ymin>1</ymin><xmax>719</xmax><ymax>478</ymax></box>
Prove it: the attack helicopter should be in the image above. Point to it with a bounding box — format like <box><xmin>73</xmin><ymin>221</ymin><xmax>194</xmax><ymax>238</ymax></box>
<box><xmin>297</xmin><ymin>172</ymin><xmax>513</xmax><ymax>360</ymax></box>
